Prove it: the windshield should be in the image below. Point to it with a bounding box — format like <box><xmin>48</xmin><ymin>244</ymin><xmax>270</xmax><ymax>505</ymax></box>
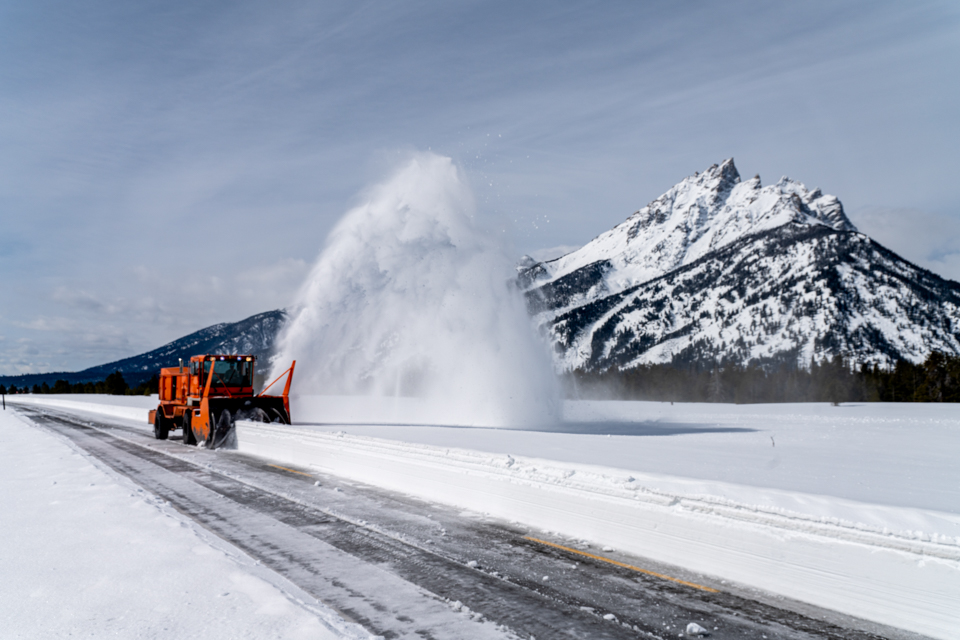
<box><xmin>209</xmin><ymin>359</ymin><xmax>252</xmax><ymax>387</ymax></box>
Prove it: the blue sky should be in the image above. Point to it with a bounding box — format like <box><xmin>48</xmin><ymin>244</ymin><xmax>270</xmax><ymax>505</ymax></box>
<box><xmin>1</xmin><ymin>0</ymin><xmax>959</xmax><ymax>374</ymax></box>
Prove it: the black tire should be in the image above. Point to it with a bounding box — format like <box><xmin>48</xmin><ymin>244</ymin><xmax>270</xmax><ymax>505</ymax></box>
<box><xmin>182</xmin><ymin>412</ymin><xmax>196</xmax><ymax>446</ymax></box>
<box><xmin>205</xmin><ymin>412</ymin><xmax>219</xmax><ymax>447</ymax></box>
<box><xmin>211</xmin><ymin>409</ymin><xmax>235</xmax><ymax>449</ymax></box>
<box><xmin>154</xmin><ymin>411</ymin><xmax>169</xmax><ymax>440</ymax></box>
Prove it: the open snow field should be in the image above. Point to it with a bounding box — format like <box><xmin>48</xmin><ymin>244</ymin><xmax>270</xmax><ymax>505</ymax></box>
<box><xmin>0</xmin><ymin>404</ymin><xmax>365</xmax><ymax>639</ymax></box>
<box><xmin>250</xmin><ymin>397</ymin><xmax>960</xmax><ymax>639</ymax></box>
<box><xmin>9</xmin><ymin>394</ymin><xmax>960</xmax><ymax>639</ymax></box>
<box><xmin>294</xmin><ymin>396</ymin><xmax>960</xmax><ymax>514</ymax></box>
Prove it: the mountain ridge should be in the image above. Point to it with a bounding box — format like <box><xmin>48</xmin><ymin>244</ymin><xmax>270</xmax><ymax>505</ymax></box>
<box><xmin>522</xmin><ymin>159</ymin><xmax>855</xmax><ymax>301</ymax></box>
<box><xmin>522</xmin><ymin>160</ymin><xmax>960</xmax><ymax>371</ymax></box>
<box><xmin>0</xmin><ymin>309</ymin><xmax>287</xmax><ymax>388</ymax></box>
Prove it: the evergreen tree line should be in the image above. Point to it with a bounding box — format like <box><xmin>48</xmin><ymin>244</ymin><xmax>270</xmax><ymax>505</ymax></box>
<box><xmin>4</xmin><ymin>351</ymin><xmax>960</xmax><ymax>404</ymax></box>
<box><xmin>565</xmin><ymin>351</ymin><xmax>960</xmax><ymax>404</ymax></box>
<box><xmin>0</xmin><ymin>372</ymin><xmax>159</xmax><ymax>397</ymax></box>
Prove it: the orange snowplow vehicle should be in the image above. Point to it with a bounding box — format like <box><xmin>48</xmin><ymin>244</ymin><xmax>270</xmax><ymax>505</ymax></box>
<box><xmin>148</xmin><ymin>355</ymin><xmax>295</xmax><ymax>448</ymax></box>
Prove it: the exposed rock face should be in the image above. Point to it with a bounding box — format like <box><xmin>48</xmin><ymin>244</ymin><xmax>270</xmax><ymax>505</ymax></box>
<box><xmin>521</xmin><ymin>160</ymin><xmax>960</xmax><ymax>371</ymax></box>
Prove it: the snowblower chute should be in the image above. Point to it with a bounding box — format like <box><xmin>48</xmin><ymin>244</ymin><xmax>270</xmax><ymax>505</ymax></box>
<box><xmin>148</xmin><ymin>355</ymin><xmax>295</xmax><ymax>449</ymax></box>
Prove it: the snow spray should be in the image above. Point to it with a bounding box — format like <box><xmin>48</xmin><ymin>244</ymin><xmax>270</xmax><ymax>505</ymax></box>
<box><xmin>270</xmin><ymin>152</ymin><xmax>559</xmax><ymax>427</ymax></box>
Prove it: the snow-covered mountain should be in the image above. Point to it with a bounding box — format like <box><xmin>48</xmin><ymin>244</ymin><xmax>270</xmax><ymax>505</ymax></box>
<box><xmin>82</xmin><ymin>309</ymin><xmax>288</xmax><ymax>377</ymax></box>
<box><xmin>0</xmin><ymin>310</ymin><xmax>288</xmax><ymax>388</ymax></box>
<box><xmin>521</xmin><ymin>160</ymin><xmax>960</xmax><ymax>371</ymax></box>
<box><xmin>520</xmin><ymin>159</ymin><xmax>854</xmax><ymax>302</ymax></box>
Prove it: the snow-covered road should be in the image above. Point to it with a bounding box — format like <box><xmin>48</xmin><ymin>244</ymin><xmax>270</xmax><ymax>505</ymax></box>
<box><xmin>0</xmin><ymin>406</ymin><xmax>363</xmax><ymax>640</ymax></box>
<box><xmin>9</xmin><ymin>394</ymin><xmax>958</xmax><ymax>639</ymax></box>
<box><xmin>5</xmin><ymin>401</ymin><xmax>915</xmax><ymax>640</ymax></box>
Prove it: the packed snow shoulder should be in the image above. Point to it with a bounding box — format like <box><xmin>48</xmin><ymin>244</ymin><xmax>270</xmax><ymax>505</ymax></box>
<box><xmin>521</xmin><ymin>160</ymin><xmax>960</xmax><ymax>369</ymax></box>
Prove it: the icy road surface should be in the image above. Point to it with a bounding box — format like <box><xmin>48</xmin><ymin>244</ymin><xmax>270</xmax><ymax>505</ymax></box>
<box><xmin>6</xmin><ymin>404</ymin><xmax>926</xmax><ymax>640</ymax></box>
<box><xmin>0</xmin><ymin>407</ymin><xmax>362</xmax><ymax>640</ymax></box>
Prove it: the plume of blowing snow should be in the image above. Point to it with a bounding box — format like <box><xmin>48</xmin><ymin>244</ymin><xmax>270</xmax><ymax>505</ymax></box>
<box><xmin>271</xmin><ymin>153</ymin><xmax>559</xmax><ymax>427</ymax></box>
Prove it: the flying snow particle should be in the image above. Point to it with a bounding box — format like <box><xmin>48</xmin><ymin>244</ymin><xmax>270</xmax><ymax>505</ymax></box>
<box><xmin>271</xmin><ymin>152</ymin><xmax>558</xmax><ymax>428</ymax></box>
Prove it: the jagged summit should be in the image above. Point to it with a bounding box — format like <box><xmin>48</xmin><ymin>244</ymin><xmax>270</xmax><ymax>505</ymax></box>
<box><xmin>687</xmin><ymin>158</ymin><xmax>741</xmax><ymax>198</ymax></box>
<box><xmin>521</xmin><ymin>160</ymin><xmax>959</xmax><ymax>371</ymax></box>
<box><xmin>520</xmin><ymin>159</ymin><xmax>855</xmax><ymax>307</ymax></box>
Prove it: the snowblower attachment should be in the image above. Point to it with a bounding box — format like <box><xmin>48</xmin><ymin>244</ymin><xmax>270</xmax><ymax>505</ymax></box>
<box><xmin>149</xmin><ymin>355</ymin><xmax>295</xmax><ymax>449</ymax></box>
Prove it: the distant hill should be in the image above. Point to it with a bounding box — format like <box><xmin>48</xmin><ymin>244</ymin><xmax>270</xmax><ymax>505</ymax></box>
<box><xmin>0</xmin><ymin>309</ymin><xmax>287</xmax><ymax>388</ymax></box>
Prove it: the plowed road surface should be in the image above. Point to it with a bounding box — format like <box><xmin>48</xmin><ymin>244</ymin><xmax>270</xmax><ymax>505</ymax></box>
<box><xmin>19</xmin><ymin>406</ymin><xmax>913</xmax><ymax>640</ymax></box>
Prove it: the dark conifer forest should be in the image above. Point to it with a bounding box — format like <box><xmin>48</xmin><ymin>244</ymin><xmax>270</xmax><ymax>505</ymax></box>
<box><xmin>4</xmin><ymin>353</ymin><xmax>960</xmax><ymax>404</ymax></box>
<box><xmin>0</xmin><ymin>372</ymin><xmax>158</xmax><ymax>397</ymax></box>
<box><xmin>565</xmin><ymin>351</ymin><xmax>960</xmax><ymax>403</ymax></box>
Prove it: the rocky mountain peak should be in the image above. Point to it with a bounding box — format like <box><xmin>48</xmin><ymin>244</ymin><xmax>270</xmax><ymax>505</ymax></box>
<box><xmin>519</xmin><ymin>160</ymin><xmax>959</xmax><ymax>372</ymax></box>
<box><xmin>693</xmin><ymin>157</ymin><xmax>740</xmax><ymax>194</ymax></box>
<box><xmin>522</xmin><ymin>160</ymin><xmax>855</xmax><ymax>299</ymax></box>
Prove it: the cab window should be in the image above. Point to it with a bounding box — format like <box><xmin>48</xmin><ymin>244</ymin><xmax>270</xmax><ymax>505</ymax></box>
<box><xmin>210</xmin><ymin>359</ymin><xmax>252</xmax><ymax>387</ymax></box>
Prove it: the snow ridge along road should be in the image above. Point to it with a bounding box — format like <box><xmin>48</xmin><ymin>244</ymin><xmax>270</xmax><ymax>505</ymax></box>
<box><xmin>237</xmin><ymin>420</ymin><xmax>959</xmax><ymax>640</ymax></box>
<box><xmin>11</xmin><ymin>404</ymin><xmax>915</xmax><ymax>640</ymax></box>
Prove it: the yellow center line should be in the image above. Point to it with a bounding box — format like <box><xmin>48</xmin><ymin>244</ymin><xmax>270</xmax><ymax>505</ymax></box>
<box><xmin>267</xmin><ymin>464</ymin><xmax>313</xmax><ymax>477</ymax></box>
<box><xmin>523</xmin><ymin>536</ymin><xmax>719</xmax><ymax>593</ymax></box>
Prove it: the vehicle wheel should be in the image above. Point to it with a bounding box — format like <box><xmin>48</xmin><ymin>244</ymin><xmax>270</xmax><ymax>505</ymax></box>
<box><xmin>204</xmin><ymin>412</ymin><xmax>219</xmax><ymax>447</ymax></box>
<box><xmin>154</xmin><ymin>412</ymin><xmax>169</xmax><ymax>440</ymax></box>
<box><xmin>211</xmin><ymin>409</ymin><xmax>234</xmax><ymax>449</ymax></box>
<box><xmin>182</xmin><ymin>412</ymin><xmax>196</xmax><ymax>446</ymax></box>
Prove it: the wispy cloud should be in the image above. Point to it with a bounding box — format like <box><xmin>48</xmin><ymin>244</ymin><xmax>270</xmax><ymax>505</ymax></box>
<box><xmin>0</xmin><ymin>1</ymin><xmax>958</xmax><ymax>372</ymax></box>
<box><xmin>14</xmin><ymin>317</ymin><xmax>78</xmax><ymax>333</ymax></box>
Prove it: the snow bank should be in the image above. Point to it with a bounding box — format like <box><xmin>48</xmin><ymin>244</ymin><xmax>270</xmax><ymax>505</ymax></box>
<box><xmin>292</xmin><ymin>397</ymin><xmax>960</xmax><ymax>513</ymax></box>
<box><xmin>238</xmin><ymin>399</ymin><xmax>960</xmax><ymax>640</ymax></box>
<box><xmin>0</xmin><ymin>407</ymin><xmax>363</xmax><ymax>639</ymax></box>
